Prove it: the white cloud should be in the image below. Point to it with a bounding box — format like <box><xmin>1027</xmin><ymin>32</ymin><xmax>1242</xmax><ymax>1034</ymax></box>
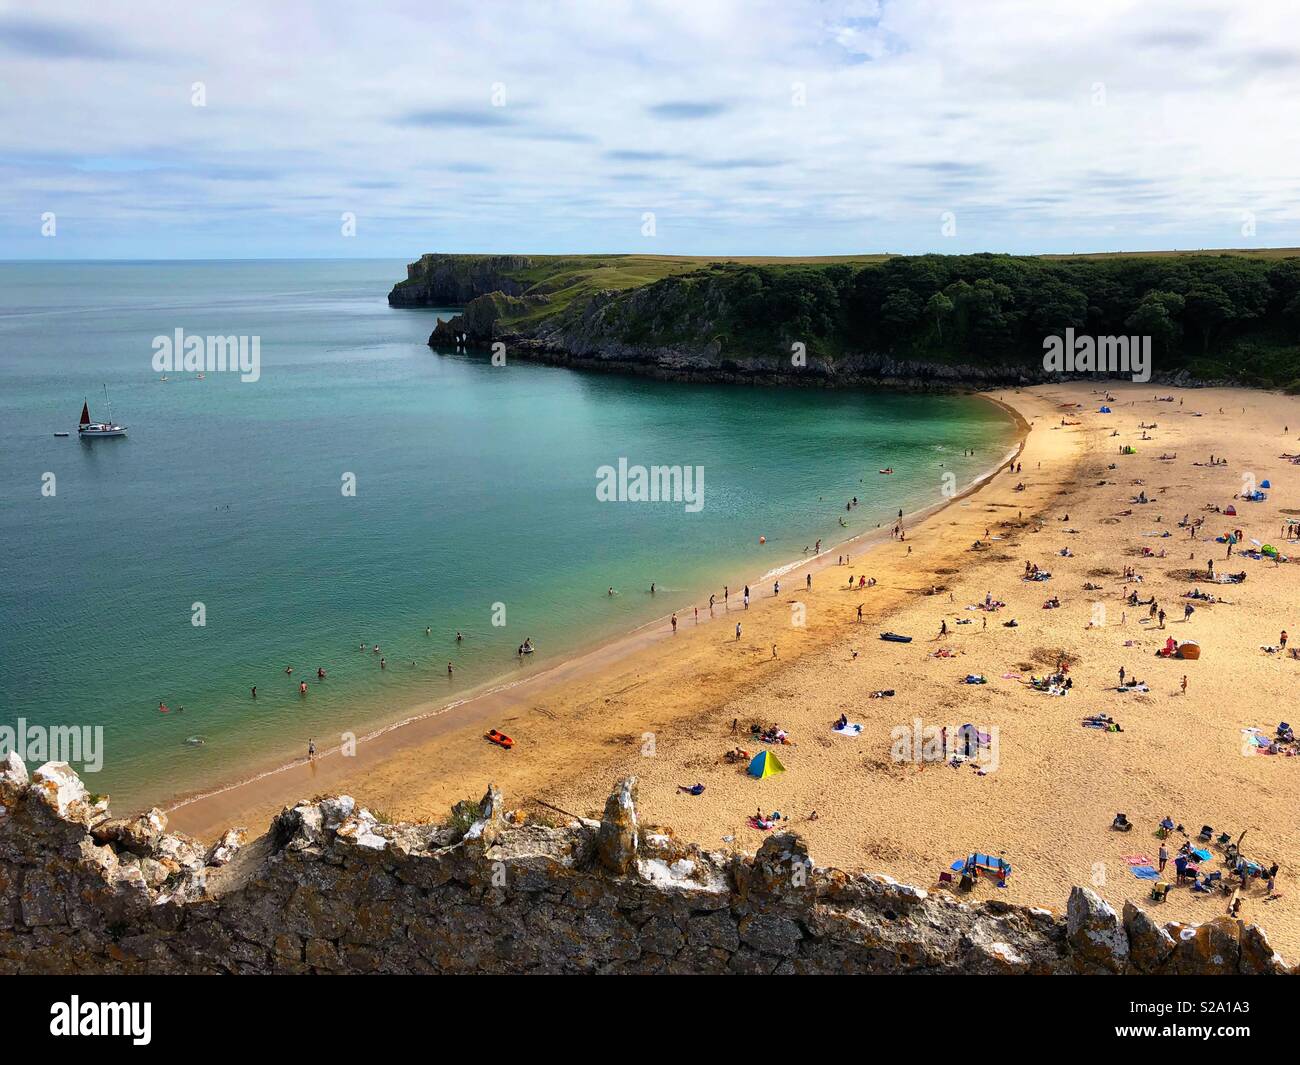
<box><xmin>2</xmin><ymin>0</ymin><xmax>1298</xmax><ymax>257</ymax></box>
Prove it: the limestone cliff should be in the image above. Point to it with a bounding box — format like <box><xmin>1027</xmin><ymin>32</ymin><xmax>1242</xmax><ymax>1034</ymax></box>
<box><xmin>388</xmin><ymin>253</ymin><xmax>535</xmax><ymax>307</ymax></box>
<box><xmin>0</xmin><ymin>754</ymin><xmax>1286</xmax><ymax>975</ymax></box>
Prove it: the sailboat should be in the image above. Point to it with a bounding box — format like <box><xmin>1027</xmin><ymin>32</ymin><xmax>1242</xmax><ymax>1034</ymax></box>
<box><xmin>78</xmin><ymin>386</ymin><xmax>127</xmax><ymax>438</ymax></box>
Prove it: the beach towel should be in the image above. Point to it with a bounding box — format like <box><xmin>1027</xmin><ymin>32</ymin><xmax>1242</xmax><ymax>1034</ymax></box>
<box><xmin>832</xmin><ymin>723</ymin><xmax>863</xmax><ymax>736</ymax></box>
<box><xmin>1193</xmin><ymin>848</ymin><xmax>1212</xmax><ymax>862</ymax></box>
<box><xmin>1131</xmin><ymin>865</ymin><xmax>1160</xmax><ymax>880</ymax></box>
<box><xmin>1123</xmin><ymin>855</ymin><xmax>1153</xmax><ymax>865</ymax></box>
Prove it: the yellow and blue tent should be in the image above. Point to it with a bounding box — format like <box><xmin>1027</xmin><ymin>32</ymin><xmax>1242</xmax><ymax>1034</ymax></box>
<box><xmin>748</xmin><ymin>750</ymin><xmax>786</xmax><ymax>778</ymax></box>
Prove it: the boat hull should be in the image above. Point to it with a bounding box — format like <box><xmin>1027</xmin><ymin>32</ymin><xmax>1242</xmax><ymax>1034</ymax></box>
<box><xmin>78</xmin><ymin>425</ymin><xmax>127</xmax><ymax>438</ymax></box>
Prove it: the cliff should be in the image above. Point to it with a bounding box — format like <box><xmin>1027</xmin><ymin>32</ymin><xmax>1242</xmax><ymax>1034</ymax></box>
<box><xmin>0</xmin><ymin>754</ymin><xmax>1288</xmax><ymax>975</ymax></box>
<box><xmin>391</xmin><ymin>252</ymin><xmax>1300</xmax><ymax>390</ymax></box>
<box><xmin>388</xmin><ymin>253</ymin><xmax>537</xmax><ymax>306</ymax></box>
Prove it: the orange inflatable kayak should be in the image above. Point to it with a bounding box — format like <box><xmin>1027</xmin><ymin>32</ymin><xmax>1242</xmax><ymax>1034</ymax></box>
<box><xmin>485</xmin><ymin>729</ymin><xmax>514</xmax><ymax>749</ymax></box>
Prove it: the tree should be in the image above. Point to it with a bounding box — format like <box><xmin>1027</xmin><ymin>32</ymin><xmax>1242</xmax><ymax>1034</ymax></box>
<box><xmin>925</xmin><ymin>291</ymin><xmax>954</xmax><ymax>342</ymax></box>
<box><xmin>1183</xmin><ymin>283</ymin><xmax>1236</xmax><ymax>356</ymax></box>
<box><xmin>1125</xmin><ymin>290</ymin><xmax>1184</xmax><ymax>356</ymax></box>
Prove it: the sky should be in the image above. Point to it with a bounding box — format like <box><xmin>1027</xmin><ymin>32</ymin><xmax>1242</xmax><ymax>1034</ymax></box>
<box><xmin>2</xmin><ymin>0</ymin><xmax>1299</xmax><ymax>259</ymax></box>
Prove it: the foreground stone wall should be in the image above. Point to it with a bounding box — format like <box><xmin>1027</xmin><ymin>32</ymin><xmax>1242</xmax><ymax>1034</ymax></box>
<box><xmin>0</xmin><ymin>755</ymin><xmax>1287</xmax><ymax>975</ymax></box>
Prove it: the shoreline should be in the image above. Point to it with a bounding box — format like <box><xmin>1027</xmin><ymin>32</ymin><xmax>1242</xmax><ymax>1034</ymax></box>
<box><xmin>162</xmin><ymin>391</ymin><xmax>1028</xmax><ymax>834</ymax></box>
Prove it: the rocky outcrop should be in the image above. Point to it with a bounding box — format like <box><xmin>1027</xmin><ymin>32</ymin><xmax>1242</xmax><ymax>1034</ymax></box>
<box><xmin>388</xmin><ymin>254</ymin><xmax>534</xmax><ymax>307</ymax></box>
<box><xmin>0</xmin><ymin>757</ymin><xmax>1289</xmax><ymax>975</ymax></box>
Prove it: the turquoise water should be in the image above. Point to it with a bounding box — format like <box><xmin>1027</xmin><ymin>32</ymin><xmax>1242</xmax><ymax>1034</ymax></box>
<box><xmin>0</xmin><ymin>260</ymin><xmax>1017</xmax><ymax>810</ymax></box>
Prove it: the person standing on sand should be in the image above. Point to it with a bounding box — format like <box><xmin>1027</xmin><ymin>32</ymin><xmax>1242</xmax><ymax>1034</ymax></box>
<box><xmin>773</xmin><ymin>580</ymin><xmax>780</xmax><ymax>597</ymax></box>
<box><xmin>671</xmin><ymin>613</ymin><xmax>677</xmax><ymax>633</ymax></box>
<box><xmin>1119</xmin><ymin>666</ymin><xmax>1125</xmax><ymax>687</ymax></box>
<box><xmin>308</xmin><ymin>738</ymin><xmax>316</xmax><ymax>760</ymax></box>
<box><xmin>806</xmin><ymin>573</ymin><xmax>812</xmax><ymax>590</ymax></box>
<box><xmin>731</xmin><ymin>718</ymin><xmax>738</xmax><ymax>735</ymax></box>
<box><xmin>1158</xmin><ymin>608</ymin><xmax>1166</xmax><ymax>629</ymax></box>
<box><xmin>735</xmin><ymin>622</ymin><xmax>742</xmax><ymax>641</ymax></box>
<box><xmin>1159</xmin><ymin>843</ymin><xmax>1168</xmax><ymax>872</ymax></box>
<box><xmin>1281</xmin><ymin>630</ymin><xmax>1289</xmax><ymax>650</ymax></box>
<box><xmin>857</xmin><ymin>604</ymin><xmax>863</xmax><ymax>622</ymax></box>
<box><xmin>1181</xmin><ymin>674</ymin><xmax>1188</xmax><ymax>696</ymax></box>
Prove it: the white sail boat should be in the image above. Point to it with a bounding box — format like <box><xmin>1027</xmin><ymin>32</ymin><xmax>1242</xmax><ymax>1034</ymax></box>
<box><xmin>78</xmin><ymin>385</ymin><xmax>127</xmax><ymax>438</ymax></box>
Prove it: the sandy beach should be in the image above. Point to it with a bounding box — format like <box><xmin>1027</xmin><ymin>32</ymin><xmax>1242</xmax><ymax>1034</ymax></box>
<box><xmin>168</xmin><ymin>382</ymin><xmax>1300</xmax><ymax>958</ymax></box>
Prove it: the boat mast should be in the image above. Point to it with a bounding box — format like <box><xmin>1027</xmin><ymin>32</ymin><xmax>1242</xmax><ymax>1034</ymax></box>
<box><xmin>103</xmin><ymin>383</ymin><xmax>112</xmax><ymax>426</ymax></box>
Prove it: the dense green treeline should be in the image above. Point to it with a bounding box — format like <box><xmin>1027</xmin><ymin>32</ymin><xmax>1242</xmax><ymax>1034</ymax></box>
<box><xmin>680</xmin><ymin>254</ymin><xmax>1300</xmax><ymax>385</ymax></box>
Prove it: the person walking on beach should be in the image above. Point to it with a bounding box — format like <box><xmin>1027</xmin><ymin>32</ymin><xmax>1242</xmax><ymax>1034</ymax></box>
<box><xmin>1158</xmin><ymin>608</ymin><xmax>1166</xmax><ymax>629</ymax></box>
<box><xmin>735</xmin><ymin>622</ymin><xmax>742</xmax><ymax>641</ymax></box>
<box><xmin>671</xmin><ymin>613</ymin><xmax>677</xmax><ymax>633</ymax></box>
<box><xmin>806</xmin><ymin>573</ymin><xmax>812</xmax><ymax>590</ymax></box>
<box><xmin>857</xmin><ymin>604</ymin><xmax>863</xmax><ymax>622</ymax></box>
<box><xmin>939</xmin><ymin>619</ymin><xmax>948</xmax><ymax>637</ymax></box>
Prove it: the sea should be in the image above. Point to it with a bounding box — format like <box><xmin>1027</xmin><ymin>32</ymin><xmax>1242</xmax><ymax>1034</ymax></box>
<box><xmin>0</xmin><ymin>259</ymin><xmax>1018</xmax><ymax>810</ymax></box>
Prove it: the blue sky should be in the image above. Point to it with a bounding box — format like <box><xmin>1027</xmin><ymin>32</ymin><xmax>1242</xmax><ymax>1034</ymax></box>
<box><xmin>2</xmin><ymin>0</ymin><xmax>1299</xmax><ymax>259</ymax></box>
